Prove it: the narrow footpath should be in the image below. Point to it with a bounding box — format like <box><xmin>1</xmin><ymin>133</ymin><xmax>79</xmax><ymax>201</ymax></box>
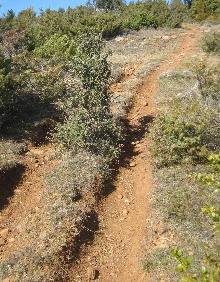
<box><xmin>71</xmin><ymin>27</ymin><xmax>202</xmax><ymax>282</ymax></box>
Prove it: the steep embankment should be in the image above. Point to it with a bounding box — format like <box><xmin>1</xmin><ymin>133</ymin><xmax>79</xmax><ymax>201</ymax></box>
<box><xmin>71</xmin><ymin>27</ymin><xmax>202</xmax><ymax>282</ymax></box>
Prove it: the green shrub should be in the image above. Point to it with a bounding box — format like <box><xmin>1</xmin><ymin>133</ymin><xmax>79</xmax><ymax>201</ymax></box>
<box><xmin>34</xmin><ymin>34</ymin><xmax>75</xmax><ymax>59</ymax></box>
<box><xmin>97</xmin><ymin>14</ymin><xmax>123</xmax><ymax>37</ymax></box>
<box><xmin>172</xmin><ymin>153</ymin><xmax>220</xmax><ymax>282</ymax></box>
<box><xmin>23</xmin><ymin>64</ymin><xmax>67</xmax><ymax>102</ymax></box>
<box><xmin>123</xmin><ymin>11</ymin><xmax>158</xmax><ymax>30</ymax></box>
<box><xmin>95</xmin><ymin>0</ymin><xmax>125</xmax><ymax>11</ymax></box>
<box><xmin>202</xmin><ymin>32</ymin><xmax>220</xmax><ymax>55</ymax></box>
<box><xmin>55</xmin><ymin>34</ymin><xmax>123</xmax><ymax>162</ymax></box>
<box><xmin>150</xmin><ymin>99</ymin><xmax>220</xmax><ymax>167</ymax></box>
<box><xmin>0</xmin><ymin>1</ymin><xmax>188</xmax><ymax>54</ymax></box>
<box><xmin>0</xmin><ymin>53</ymin><xmax>22</xmax><ymax>127</ymax></box>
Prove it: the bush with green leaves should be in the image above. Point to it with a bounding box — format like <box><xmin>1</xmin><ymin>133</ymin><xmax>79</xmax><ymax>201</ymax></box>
<box><xmin>164</xmin><ymin>0</ymin><xmax>188</xmax><ymax>27</ymax></box>
<box><xmin>56</xmin><ymin>34</ymin><xmax>124</xmax><ymax>163</ymax></box>
<box><xmin>0</xmin><ymin>51</ymin><xmax>23</xmax><ymax>127</ymax></box>
<box><xmin>172</xmin><ymin>153</ymin><xmax>220</xmax><ymax>282</ymax></box>
<box><xmin>150</xmin><ymin>99</ymin><xmax>220</xmax><ymax>167</ymax></box>
<box><xmin>0</xmin><ymin>1</ymin><xmax>189</xmax><ymax>46</ymax></box>
<box><xmin>123</xmin><ymin>11</ymin><xmax>158</xmax><ymax>30</ymax></box>
<box><xmin>95</xmin><ymin>0</ymin><xmax>125</xmax><ymax>11</ymax></box>
<box><xmin>0</xmin><ymin>0</ymin><xmax>189</xmax><ymax>127</ymax></box>
<box><xmin>122</xmin><ymin>1</ymin><xmax>188</xmax><ymax>30</ymax></box>
<box><xmin>34</xmin><ymin>34</ymin><xmax>75</xmax><ymax>59</ymax></box>
<box><xmin>0</xmin><ymin>33</ymin><xmax>125</xmax><ymax>279</ymax></box>
<box><xmin>172</xmin><ymin>247</ymin><xmax>220</xmax><ymax>282</ymax></box>
<box><xmin>22</xmin><ymin>63</ymin><xmax>67</xmax><ymax>103</ymax></box>
<box><xmin>202</xmin><ymin>32</ymin><xmax>220</xmax><ymax>55</ymax></box>
<box><xmin>197</xmin><ymin>153</ymin><xmax>220</xmax><ymax>231</ymax></box>
<box><xmin>0</xmin><ymin>51</ymin><xmax>66</xmax><ymax>129</ymax></box>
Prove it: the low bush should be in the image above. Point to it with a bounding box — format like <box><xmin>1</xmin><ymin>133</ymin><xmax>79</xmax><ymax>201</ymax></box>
<box><xmin>1</xmin><ymin>1</ymin><xmax>189</xmax><ymax>46</ymax></box>
<box><xmin>0</xmin><ymin>52</ymin><xmax>20</xmax><ymax>127</ymax></box>
<box><xmin>34</xmin><ymin>34</ymin><xmax>75</xmax><ymax>59</ymax></box>
<box><xmin>172</xmin><ymin>153</ymin><xmax>220</xmax><ymax>281</ymax></box>
<box><xmin>0</xmin><ymin>0</ymin><xmax>190</xmax><ymax>128</ymax></box>
<box><xmin>168</xmin><ymin>0</ymin><xmax>189</xmax><ymax>28</ymax></box>
<box><xmin>150</xmin><ymin>99</ymin><xmax>220</xmax><ymax>167</ymax></box>
<box><xmin>123</xmin><ymin>11</ymin><xmax>158</xmax><ymax>30</ymax></box>
<box><xmin>202</xmin><ymin>32</ymin><xmax>220</xmax><ymax>55</ymax></box>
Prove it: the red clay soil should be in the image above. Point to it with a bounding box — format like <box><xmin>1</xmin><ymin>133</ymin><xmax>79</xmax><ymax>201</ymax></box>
<box><xmin>0</xmin><ymin>144</ymin><xmax>57</xmax><ymax>260</ymax></box>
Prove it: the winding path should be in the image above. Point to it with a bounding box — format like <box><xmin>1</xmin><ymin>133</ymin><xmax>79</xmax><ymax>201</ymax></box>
<box><xmin>71</xmin><ymin>27</ymin><xmax>202</xmax><ymax>282</ymax></box>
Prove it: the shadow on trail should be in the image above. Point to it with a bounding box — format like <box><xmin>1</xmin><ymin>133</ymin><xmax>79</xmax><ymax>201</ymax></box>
<box><xmin>0</xmin><ymin>164</ymin><xmax>25</xmax><ymax>210</ymax></box>
<box><xmin>69</xmin><ymin>114</ymin><xmax>154</xmax><ymax>266</ymax></box>
<box><xmin>131</xmin><ymin>115</ymin><xmax>154</xmax><ymax>142</ymax></box>
<box><xmin>99</xmin><ymin>114</ymin><xmax>154</xmax><ymax>198</ymax></box>
<box><xmin>67</xmin><ymin>210</ymin><xmax>99</xmax><ymax>261</ymax></box>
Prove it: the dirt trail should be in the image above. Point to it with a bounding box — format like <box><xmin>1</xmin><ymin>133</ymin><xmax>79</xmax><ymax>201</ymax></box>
<box><xmin>71</xmin><ymin>28</ymin><xmax>202</xmax><ymax>282</ymax></box>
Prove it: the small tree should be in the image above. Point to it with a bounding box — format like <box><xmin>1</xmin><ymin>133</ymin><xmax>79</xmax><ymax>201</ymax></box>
<box><xmin>56</xmin><ymin>34</ymin><xmax>123</xmax><ymax>162</ymax></box>
<box><xmin>95</xmin><ymin>0</ymin><xmax>125</xmax><ymax>11</ymax></box>
<box><xmin>5</xmin><ymin>9</ymin><xmax>15</xmax><ymax>21</ymax></box>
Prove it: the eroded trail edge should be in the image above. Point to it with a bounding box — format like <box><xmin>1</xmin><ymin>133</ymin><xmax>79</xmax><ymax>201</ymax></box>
<box><xmin>71</xmin><ymin>28</ymin><xmax>202</xmax><ymax>282</ymax></box>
